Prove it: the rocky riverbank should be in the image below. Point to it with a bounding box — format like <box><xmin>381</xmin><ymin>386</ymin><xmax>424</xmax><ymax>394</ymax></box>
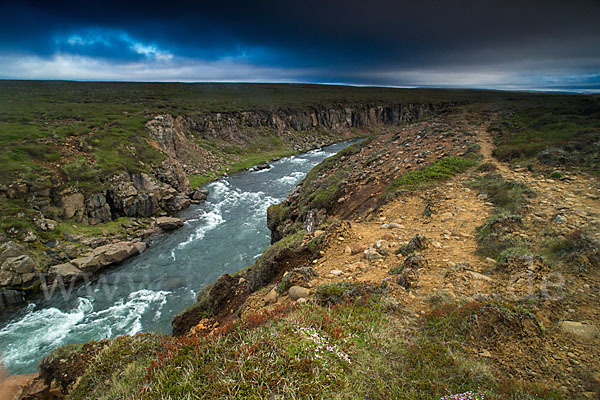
<box><xmin>0</xmin><ymin>99</ymin><xmax>448</xmax><ymax>310</ymax></box>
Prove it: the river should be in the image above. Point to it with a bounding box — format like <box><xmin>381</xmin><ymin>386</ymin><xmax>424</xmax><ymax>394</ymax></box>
<box><xmin>0</xmin><ymin>140</ymin><xmax>357</xmax><ymax>375</ymax></box>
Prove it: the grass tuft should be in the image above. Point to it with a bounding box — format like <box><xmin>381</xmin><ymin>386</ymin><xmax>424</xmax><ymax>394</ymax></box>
<box><xmin>383</xmin><ymin>157</ymin><xmax>478</xmax><ymax>201</ymax></box>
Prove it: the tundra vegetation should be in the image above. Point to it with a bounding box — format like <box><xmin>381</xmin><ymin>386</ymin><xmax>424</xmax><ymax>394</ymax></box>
<box><xmin>1</xmin><ymin>83</ymin><xmax>599</xmax><ymax>398</ymax></box>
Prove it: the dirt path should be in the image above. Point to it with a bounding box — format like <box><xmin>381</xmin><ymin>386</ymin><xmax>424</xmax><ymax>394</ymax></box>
<box><xmin>237</xmin><ymin>112</ymin><xmax>600</xmax><ymax>397</ymax></box>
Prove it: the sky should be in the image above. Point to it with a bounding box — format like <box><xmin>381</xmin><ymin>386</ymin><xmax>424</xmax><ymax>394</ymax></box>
<box><xmin>0</xmin><ymin>0</ymin><xmax>599</xmax><ymax>91</ymax></box>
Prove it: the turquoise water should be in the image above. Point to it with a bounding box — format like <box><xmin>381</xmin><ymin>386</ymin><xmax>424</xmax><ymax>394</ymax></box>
<box><xmin>0</xmin><ymin>140</ymin><xmax>356</xmax><ymax>375</ymax></box>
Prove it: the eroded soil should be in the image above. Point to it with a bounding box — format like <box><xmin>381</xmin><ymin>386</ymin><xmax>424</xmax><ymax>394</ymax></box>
<box><xmin>236</xmin><ymin>109</ymin><xmax>600</xmax><ymax>398</ymax></box>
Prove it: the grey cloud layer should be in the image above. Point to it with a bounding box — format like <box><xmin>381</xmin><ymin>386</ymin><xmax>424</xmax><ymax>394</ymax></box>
<box><xmin>0</xmin><ymin>0</ymin><xmax>598</xmax><ymax>89</ymax></box>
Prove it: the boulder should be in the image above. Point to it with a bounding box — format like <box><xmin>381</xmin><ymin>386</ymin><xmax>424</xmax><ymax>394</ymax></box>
<box><xmin>191</xmin><ymin>189</ymin><xmax>209</xmax><ymax>202</ymax></box>
<box><xmin>57</xmin><ymin>190</ymin><xmax>85</xmax><ymax>220</ymax></box>
<box><xmin>34</xmin><ymin>218</ymin><xmax>57</xmax><ymax>232</ymax></box>
<box><xmin>398</xmin><ymin>234</ymin><xmax>430</xmax><ymax>256</ymax></box>
<box><xmin>85</xmin><ymin>193</ymin><xmax>112</xmax><ymax>225</ymax></box>
<box><xmin>91</xmin><ymin>241</ymin><xmax>141</xmax><ymax>267</ymax></box>
<box><xmin>264</xmin><ymin>288</ymin><xmax>278</xmax><ymax>305</ymax></box>
<box><xmin>289</xmin><ymin>286</ymin><xmax>310</xmax><ymax>301</ymax></box>
<box><xmin>278</xmin><ymin>267</ymin><xmax>318</xmax><ymax>293</ymax></box>
<box><xmin>23</xmin><ymin>231</ymin><xmax>37</xmax><ymax>243</ymax></box>
<box><xmin>70</xmin><ymin>256</ymin><xmax>102</xmax><ymax>273</ymax></box>
<box><xmin>408</xmin><ymin>234</ymin><xmax>430</xmax><ymax>251</ymax></box>
<box><xmin>5</xmin><ymin>182</ymin><xmax>28</xmax><ymax>199</ymax></box>
<box><xmin>381</xmin><ymin>232</ymin><xmax>395</xmax><ymax>241</ymax></box>
<box><xmin>133</xmin><ymin>241</ymin><xmax>147</xmax><ymax>254</ymax></box>
<box><xmin>375</xmin><ymin>240</ymin><xmax>392</xmax><ymax>256</ymax></box>
<box><xmin>0</xmin><ymin>372</ymin><xmax>48</xmax><ymax>400</ymax></box>
<box><xmin>364</xmin><ymin>248</ymin><xmax>383</xmax><ymax>260</ymax></box>
<box><xmin>559</xmin><ymin>321</ymin><xmax>599</xmax><ymax>340</ymax></box>
<box><xmin>0</xmin><ymin>255</ymin><xmax>39</xmax><ymax>287</ymax></box>
<box><xmin>155</xmin><ymin>158</ymin><xmax>191</xmax><ymax>193</ymax></box>
<box><xmin>64</xmin><ymin>233</ymin><xmax>84</xmax><ymax>242</ymax></box>
<box><xmin>49</xmin><ymin>263</ymin><xmax>84</xmax><ymax>284</ymax></box>
<box><xmin>468</xmin><ymin>270</ymin><xmax>494</xmax><ymax>282</ymax></box>
<box><xmin>253</xmin><ymin>163</ymin><xmax>270</xmax><ymax>171</ymax></box>
<box><xmin>131</xmin><ymin>173</ymin><xmax>158</xmax><ymax>192</ymax></box>
<box><xmin>485</xmin><ymin>257</ymin><xmax>497</xmax><ymax>266</ymax></box>
<box><xmin>440</xmin><ymin>212</ymin><xmax>454</xmax><ymax>222</ymax></box>
<box><xmin>396</xmin><ymin>267</ymin><xmax>419</xmax><ymax>289</ymax></box>
<box><xmin>106</xmin><ymin>174</ymin><xmax>161</xmax><ymax>218</ymax></box>
<box><xmin>553</xmin><ymin>214</ymin><xmax>567</xmax><ymax>225</ymax></box>
<box><xmin>0</xmin><ymin>241</ymin><xmax>24</xmax><ymax>262</ymax></box>
<box><xmin>156</xmin><ymin>216</ymin><xmax>184</xmax><ymax>231</ymax></box>
<box><xmin>404</xmin><ymin>253</ymin><xmax>428</xmax><ymax>269</ymax></box>
<box><xmin>350</xmin><ymin>243</ymin><xmax>367</xmax><ymax>255</ymax></box>
<box><xmin>0</xmin><ymin>289</ymin><xmax>26</xmax><ymax>310</ymax></box>
<box><xmin>173</xmin><ymin>196</ymin><xmax>191</xmax><ymax>211</ymax></box>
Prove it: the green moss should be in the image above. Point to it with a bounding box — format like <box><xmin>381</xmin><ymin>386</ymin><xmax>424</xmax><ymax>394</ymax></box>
<box><xmin>311</xmin><ymin>183</ymin><xmax>340</xmax><ymax>208</ymax></box>
<box><xmin>267</xmin><ymin>203</ymin><xmax>290</xmax><ymax>225</ymax></box>
<box><xmin>315</xmin><ymin>281</ymin><xmax>386</xmax><ymax>305</ymax></box>
<box><xmin>466</xmin><ymin>172</ymin><xmax>538</xmax><ymax>260</ymax></box>
<box><xmin>499</xmin><ymin>245</ymin><xmax>534</xmax><ymax>263</ymax></box>
<box><xmin>43</xmin><ymin>343</ymin><xmax>85</xmax><ymax>364</ymax></box>
<box><xmin>244</xmin><ymin>230</ymin><xmax>309</xmax><ymax>291</ymax></box>
<box><xmin>382</xmin><ymin>156</ymin><xmax>479</xmax><ymax>201</ymax></box>
<box><xmin>56</xmin><ymin>217</ymin><xmax>135</xmax><ymax>237</ymax></box>
<box><xmin>474</xmin><ymin>215</ymin><xmax>524</xmax><ymax>260</ymax></box>
<box><xmin>272</xmin><ymin>229</ymin><xmax>307</xmax><ymax>251</ymax></box>
<box><xmin>550</xmin><ymin>171</ymin><xmax>563</xmax><ymax>179</ymax></box>
<box><xmin>0</xmin><ymin>198</ymin><xmax>38</xmax><ymax>235</ymax></box>
<box><xmin>69</xmin><ymin>334</ymin><xmax>164</xmax><ymax>400</ymax></box>
<box><xmin>63</xmin><ymin>156</ymin><xmax>104</xmax><ymax>194</ymax></box>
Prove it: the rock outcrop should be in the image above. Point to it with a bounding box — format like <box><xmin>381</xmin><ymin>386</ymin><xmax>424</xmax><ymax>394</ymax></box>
<box><xmin>191</xmin><ymin>189</ymin><xmax>209</xmax><ymax>202</ymax></box>
<box><xmin>46</xmin><ymin>241</ymin><xmax>147</xmax><ymax>285</ymax></box>
<box><xmin>151</xmin><ymin>104</ymin><xmax>444</xmax><ymax>145</ymax></box>
<box><xmin>0</xmin><ymin>255</ymin><xmax>39</xmax><ymax>288</ymax></box>
<box><xmin>0</xmin><ymin>289</ymin><xmax>26</xmax><ymax>310</ymax></box>
<box><xmin>0</xmin><ymin>242</ymin><xmax>40</xmax><ymax>302</ymax></box>
<box><xmin>156</xmin><ymin>217</ymin><xmax>184</xmax><ymax>231</ymax></box>
<box><xmin>106</xmin><ymin>173</ymin><xmax>190</xmax><ymax>219</ymax></box>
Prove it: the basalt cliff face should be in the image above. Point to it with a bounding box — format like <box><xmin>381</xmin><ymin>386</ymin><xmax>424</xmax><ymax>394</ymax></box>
<box><xmin>144</xmin><ymin>103</ymin><xmax>445</xmax><ymax>175</ymax></box>
<box><xmin>0</xmin><ymin>101</ymin><xmax>450</xmax><ymax>309</ymax></box>
<box><xmin>3</xmin><ymin>103</ymin><xmax>444</xmax><ymax>226</ymax></box>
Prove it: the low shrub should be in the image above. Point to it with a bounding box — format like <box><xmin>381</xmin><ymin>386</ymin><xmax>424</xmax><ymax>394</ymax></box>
<box><xmin>543</xmin><ymin>229</ymin><xmax>600</xmax><ymax>273</ymax></box>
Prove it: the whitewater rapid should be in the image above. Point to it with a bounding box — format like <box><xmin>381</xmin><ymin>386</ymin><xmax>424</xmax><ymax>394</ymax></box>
<box><xmin>0</xmin><ymin>141</ymin><xmax>356</xmax><ymax>374</ymax></box>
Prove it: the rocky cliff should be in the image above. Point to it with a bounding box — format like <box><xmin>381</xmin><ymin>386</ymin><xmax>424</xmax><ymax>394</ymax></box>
<box><xmin>0</xmin><ymin>101</ymin><xmax>450</xmax><ymax>309</ymax></box>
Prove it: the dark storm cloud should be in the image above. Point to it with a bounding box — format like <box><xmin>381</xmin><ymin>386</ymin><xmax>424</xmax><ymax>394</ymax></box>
<box><xmin>0</xmin><ymin>0</ymin><xmax>599</xmax><ymax>89</ymax></box>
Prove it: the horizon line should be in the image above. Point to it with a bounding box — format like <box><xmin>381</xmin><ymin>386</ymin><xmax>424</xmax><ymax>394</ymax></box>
<box><xmin>0</xmin><ymin>78</ymin><xmax>598</xmax><ymax>95</ymax></box>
